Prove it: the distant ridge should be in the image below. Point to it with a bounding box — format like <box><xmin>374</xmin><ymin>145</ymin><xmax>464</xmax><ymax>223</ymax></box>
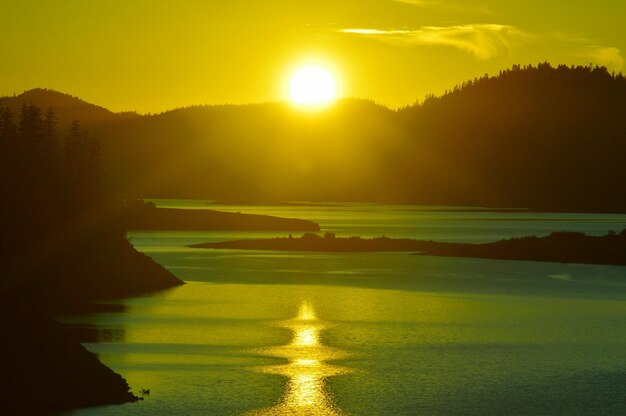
<box><xmin>0</xmin><ymin>88</ymin><xmax>139</xmax><ymax>127</ymax></box>
<box><xmin>3</xmin><ymin>64</ymin><xmax>625</xmax><ymax>212</ymax></box>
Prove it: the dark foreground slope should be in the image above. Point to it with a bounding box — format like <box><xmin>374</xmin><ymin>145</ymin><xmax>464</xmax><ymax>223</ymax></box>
<box><xmin>0</xmin><ymin>236</ymin><xmax>184</xmax><ymax>415</ymax></box>
<box><xmin>0</xmin><ymin>306</ymin><xmax>138</xmax><ymax>414</ymax></box>
<box><xmin>0</xmin><ymin>104</ymin><xmax>182</xmax><ymax>414</ymax></box>
<box><xmin>190</xmin><ymin>230</ymin><xmax>626</xmax><ymax>266</ymax></box>
<box><xmin>49</xmin><ymin>236</ymin><xmax>185</xmax><ymax>303</ymax></box>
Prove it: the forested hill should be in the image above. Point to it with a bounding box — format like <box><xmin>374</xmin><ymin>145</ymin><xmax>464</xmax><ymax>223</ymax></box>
<box><xmin>5</xmin><ymin>64</ymin><xmax>625</xmax><ymax>212</ymax></box>
<box><xmin>396</xmin><ymin>63</ymin><xmax>626</xmax><ymax>211</ymax></box>
<box><xmin>0</xmin><ymin>88</ymin><xmax>139</xmax><ymax>128</ymax></box>
<box><xmin>0</xmin><ymin>101</ymin><xmax>183</xmax><ymax>413</ymax></box>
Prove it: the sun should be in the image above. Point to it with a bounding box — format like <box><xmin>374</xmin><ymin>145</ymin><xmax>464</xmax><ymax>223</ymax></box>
<box><xmin>289</xmin><ymin>66</ymin><xmax>337</xmax><ymax>106</ymax></box>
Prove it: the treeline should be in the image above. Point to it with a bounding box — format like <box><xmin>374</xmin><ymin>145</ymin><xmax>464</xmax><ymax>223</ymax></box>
<box><xmin>415</xmin><ymin>63</ymin><xmax>625</xmax><ymax>103</ymax></box>
<box><xmin>0</xmin><ymin>104</ymin><xmax>107</xmax><ymax>296</ymax></box>
<box><xmin>0</xmin><ymin>102</ymin><xmax>183</xmax><ymax>303</ymax></box>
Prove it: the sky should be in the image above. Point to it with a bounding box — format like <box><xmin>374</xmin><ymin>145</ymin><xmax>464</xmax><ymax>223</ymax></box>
<box><xmin>1</xmin><ymin>0</ymin><xmax>625</xmax><ymax>113</ymax></box>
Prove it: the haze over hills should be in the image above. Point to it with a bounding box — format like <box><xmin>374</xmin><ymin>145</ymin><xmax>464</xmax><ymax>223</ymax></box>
<box><xmin>3</xmin><ymin>64</ymin><xmax>625</xmax><ymax>212</ymax></box>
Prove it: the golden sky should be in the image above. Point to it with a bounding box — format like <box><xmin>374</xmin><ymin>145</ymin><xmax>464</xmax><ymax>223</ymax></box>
<box><xmin>1</xmin><ymin>0</ymin><xmax>624</xmax><ymax>113</ymax></box>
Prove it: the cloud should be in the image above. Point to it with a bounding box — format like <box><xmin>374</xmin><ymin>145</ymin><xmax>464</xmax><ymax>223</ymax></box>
<box><xmin>577</xmin><ymin>46</ymin><xmax>624</xmax><ymax>71</ymax></box>
<box><xmin>550</xmin><ymin>32</ymin><xmax>624</xmax><ymax>71</ymax></box>
<box><xmin>392</xmin><ymin>0</ymin><xmax>439</xmax><ymax>6</ymax></box>
<box><xmin>341</xmin><ymin>24</ymin><xmax>527</xmax><ymax>59</ymax></box>
<box><xmin>392</xmin><ymin>0</ymin><xmax>496</xmax><ymax>16</ymax></box>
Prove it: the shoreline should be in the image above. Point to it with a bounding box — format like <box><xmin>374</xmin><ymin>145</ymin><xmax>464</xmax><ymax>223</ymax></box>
<box><xmin>1</xmin><ymin>239</ymin><xmax>185</xmax><ymax>415</ymax></box>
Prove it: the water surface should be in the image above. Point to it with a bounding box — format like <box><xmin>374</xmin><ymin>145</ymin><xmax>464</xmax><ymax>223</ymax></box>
<box><xmin>64</xmin><ymin>204</ymin><xmax>626</xmax><ymax>415</ymax></box>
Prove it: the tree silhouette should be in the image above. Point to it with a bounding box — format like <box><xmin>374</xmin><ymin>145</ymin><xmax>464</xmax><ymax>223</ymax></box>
<box><xmin>0</xmin><ymin>103</ymin><xmax>182</xmax><ymax>414</ymax></box>
<box><xmin>0</xmin><ymin>106</ymin><xmax>117</xmax><ymax>295</ymax></box>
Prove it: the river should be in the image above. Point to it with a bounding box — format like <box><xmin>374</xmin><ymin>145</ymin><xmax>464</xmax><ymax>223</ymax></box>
<box><xmin>63</xmin><ymin>203</ymin><xmax>626</xmax><ymax>415</ymax></box>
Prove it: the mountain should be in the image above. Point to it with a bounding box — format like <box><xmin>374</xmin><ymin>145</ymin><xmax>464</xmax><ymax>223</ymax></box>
<box><xmin>3</xmin><ymin>63</ymin><xmax>625</xmax><ymax>212</ymax></box>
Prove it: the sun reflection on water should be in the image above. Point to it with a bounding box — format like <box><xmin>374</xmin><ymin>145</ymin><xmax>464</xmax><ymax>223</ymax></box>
<box><xmin>247</xmin><ymin>302</ymin><xmax>350</xmax><ymax>415</ymax></box>
<box><xmin>297</xmin><ymin>302</ymin><xmax>317</xmax><ymax>321</ymax></box>
<box><xmin>295</xmin><ymin>327</ymin><xmax>318</xmax><ymax>347</ymax></box>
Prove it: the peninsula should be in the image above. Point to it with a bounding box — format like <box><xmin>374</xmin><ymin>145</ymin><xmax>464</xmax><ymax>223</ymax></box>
<box><xmin>190</xmin><ymin>230</ymin><xmax>626</xmax><ymax>266</ymax></box>
<box><xmin>125</xmin><ymin>201</ymin><xmax>320</xmax><ymax>231</ymax></box>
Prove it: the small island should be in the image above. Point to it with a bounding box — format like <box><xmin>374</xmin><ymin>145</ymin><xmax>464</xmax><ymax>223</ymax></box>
<box><xmin>190</xmin><ymin>230</ymin><xmax>626</xmax><ymax>266</ymax></box>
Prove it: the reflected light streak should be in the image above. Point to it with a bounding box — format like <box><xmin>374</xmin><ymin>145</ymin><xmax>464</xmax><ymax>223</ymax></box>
<box><xmin>296</xmin><ymin>358</ymin><xmax>318</xmax><ymax>367</ymax></box>
<box><xmin>247</xmin><ymin>302</ymin><xmax>350</xmax><ymax>416</ymax></box>
<box><xmin>292</xmin><ymin>373</ymin><xmax>319</xmax><ymax>407</ymax></box>
<box><xmin>298</xmin><ymin>302</ymin><xmax>316</xmax><ymax>321</ymax></box>
<box><xmin>295</xmin><ymin>327</ymin><xmax>318</xmax><ymax>347</ymax></box>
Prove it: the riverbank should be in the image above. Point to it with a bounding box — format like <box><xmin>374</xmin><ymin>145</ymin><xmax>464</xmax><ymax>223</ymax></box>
<box><xmin>1</xmin><ymin>237</ymin><xmax>184</xmax><ymax>415</ymax></box>
<box><xmin>1</xmin><ymin>308</ymin><xmax>139</xmax><ymax>415</ymax></box>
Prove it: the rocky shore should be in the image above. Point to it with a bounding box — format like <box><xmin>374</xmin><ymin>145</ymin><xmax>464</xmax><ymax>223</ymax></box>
<box><xmin>1</xmin><ymin>238</ymin><xmax>184</xmax><ymax>415</ymax></box>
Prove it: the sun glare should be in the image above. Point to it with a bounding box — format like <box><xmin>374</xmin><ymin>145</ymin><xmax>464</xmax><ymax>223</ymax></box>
<box><xmin>289</xmin><ymin>66</ymin><xmax>337</xmax><ymax>106</ymax></box>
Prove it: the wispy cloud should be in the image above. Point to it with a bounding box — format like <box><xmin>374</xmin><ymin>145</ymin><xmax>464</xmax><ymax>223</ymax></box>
<box><xmin>392</xmin><ymin>0</ymin><xmax>440</xmax><ymax>7</ymax></box>
<box><xmin>577</xmin><ymin>46</ymin><xmax>623</xmax><ymax>71</ymax></box>
<box><xmin>341</xmin><ymin>24</ymin><xmax>527</xmax><ymax>60</ymax></box>
<box><xmin>392</xmin><ymin>0</ymin><xmax>496</xmax><ymax>16</ymax></box>
<box><xmin>550</xmin><ymin>32</ymin><xmax>623</xmax><ymax>71</ymax></box>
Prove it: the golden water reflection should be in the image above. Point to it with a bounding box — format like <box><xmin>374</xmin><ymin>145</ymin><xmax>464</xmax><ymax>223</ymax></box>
<box><xmin>247</xmin><ymin>302</ymin><xmax>351</xmax><ymax>415</ymax></box>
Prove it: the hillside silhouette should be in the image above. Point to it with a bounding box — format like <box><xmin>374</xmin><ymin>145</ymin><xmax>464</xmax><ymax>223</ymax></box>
<box><xmin>0</xmin><ymin>103</ymin><xmax>182</xmax><ymax>413</ymax></box>
<box><xmin>397</xmin><ymin>63</ymin><xmax>626</xmax><ymax>211</ymax></box>
<box><xmin>5</xmin><ymin>63</ymin><xmax>625</xmax><ymax>212</ymax></box>
<box><xmin>0</xmin><ymin>88</ymin><xmax>139</xmax><ymax>130</ymax></box>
